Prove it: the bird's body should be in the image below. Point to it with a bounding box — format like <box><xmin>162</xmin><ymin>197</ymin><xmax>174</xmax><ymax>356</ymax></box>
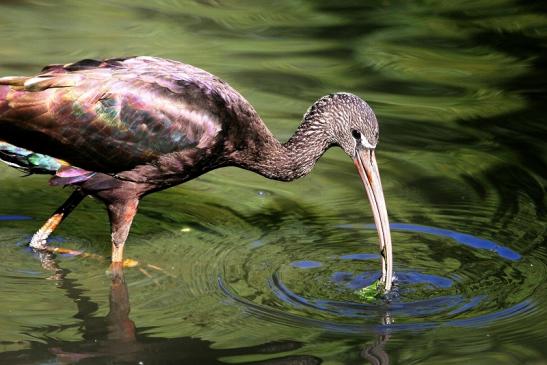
<box><xmin>0</xmin><ymin>56</ymin><xmax>394</xmax><ymax>291</ymax></box>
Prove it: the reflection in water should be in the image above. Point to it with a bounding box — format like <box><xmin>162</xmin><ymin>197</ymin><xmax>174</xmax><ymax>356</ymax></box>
<box><xmin>0</xmin><ymin>255</ymin><xmax>322</xmax><ymax>365</ymax></box>
<box><xmin>0</xmin><ymin>215</ymin><xmax>32</xmax><ymax>221</ymax></box>
<box><xmin>361</xmin><ymin>313</ymin><xmax>392</xmax><ymax>365</ymax></box>
<box><xmin>386</xmin><ymin>223</ymin><xmax>521</xmax><ymax>261</ymax></box>
<box><xmin>338</xmin><ymin>222</ymin><xmax>522</xmax><ymax>260</ymax></box>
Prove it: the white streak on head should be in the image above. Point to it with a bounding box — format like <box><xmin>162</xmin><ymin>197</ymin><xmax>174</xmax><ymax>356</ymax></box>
<box><xmin>358</xmin><ymin>132</ymin><xmax>376</xmax><ymax>149</ymax></box>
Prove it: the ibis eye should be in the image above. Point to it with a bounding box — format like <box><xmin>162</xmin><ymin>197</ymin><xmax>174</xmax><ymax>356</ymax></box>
<box><xmin>351</xmin><ymin>130</ymin><xmax>361</xmax><ymax>140</ymax></box>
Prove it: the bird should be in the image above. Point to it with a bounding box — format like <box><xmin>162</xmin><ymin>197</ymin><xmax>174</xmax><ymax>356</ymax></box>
<box><xmin>0</xmin><ymin>56</ymin><xmax>394</xmax><ymax>291</ymax></box>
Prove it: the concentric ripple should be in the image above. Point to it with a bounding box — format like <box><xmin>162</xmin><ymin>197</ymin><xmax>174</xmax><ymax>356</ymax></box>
<box><xmin>219</xmin><ymin>223</ymin><xmax>539</xmax><ymax>333</ymax></box>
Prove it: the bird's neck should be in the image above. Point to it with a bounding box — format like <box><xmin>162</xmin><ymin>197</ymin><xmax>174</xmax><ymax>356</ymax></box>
<box><xmin>229</xmin><ymin>116</ymin><xmax>331</xmax><ymax>181</ymax></box>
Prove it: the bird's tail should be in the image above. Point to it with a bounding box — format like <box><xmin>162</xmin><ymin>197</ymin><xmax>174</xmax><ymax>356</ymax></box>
<box><xmin>0</xmin><ymin>141</ymin><xmax>63</xmax><ymax>175</ymax></box>
<box><xmin>0</xmin><ymin>79</ymin><xmax>95</xmax><ymax>184</ymax></box>
<box><xmin>1</xmin><ymin>78</ymin><xmax>57</xmax><ymax>168</ymax></box>
<box><xmin>0</xmin><ymin>141</ymin><xmax>96</xmax><ymax>184</ymax></box>
<box><xmin>0</xmin><ymin>79</ymin><xmax>63</xmax><ymax>175</ymax></box>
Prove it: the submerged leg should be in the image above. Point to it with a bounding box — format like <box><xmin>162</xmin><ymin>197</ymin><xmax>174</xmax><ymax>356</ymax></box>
<box><xmin>107</xmin><ymin>262</ymin><xmax>137</xmax><ymax>342</ymax></box>
<box><xmin>107</xmin><ymin>199</ymin><xmax>139</xmax><ymax>263</ymax></box>
<box><xmin>30</xmin><ymin>189</ymin><xmax>87</xmax><ymax>249</ymax></box>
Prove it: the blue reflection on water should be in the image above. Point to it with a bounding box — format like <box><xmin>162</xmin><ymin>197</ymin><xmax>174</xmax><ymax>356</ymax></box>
<box><xmin>270</xmin><ymin>270</ymin><xmax>479</xmax><ymax>319</ymax></box>
<box><xmin>331</xmin><ymin>271</ymin><xmax>379</xmax><ymax>290</ymax></box>
<box><xmin>330</xmin><ymin>270</ymin><xmax>453</xmax><ymax>291</ymax></box>
<box><xmin>396</xmin><ymin>271</ymin><xmax>453</xmax><ymax>289</ymax></box>
<box><xmin>291</xmin><ymin>260</ymin><xmax>322</xmax><ymax>269</ymax></box>
<box><xmin>220</xmin><ymin>273</ymin><xmax>534</xmax><ymax>334</ymax></box>
<box><xmin>361</xmin><ymin>223</ymin><xmax>521</xmax><ymax>261</ymax></box>
<box><xmin>0</xmin><ymin>215</ymin><xmax>32</xmax><ymax>221</ymax></box>
<box><xmin>340</xmin><ymin>253</ymin><xmax>379</xmax><ymax>261</ymax></box>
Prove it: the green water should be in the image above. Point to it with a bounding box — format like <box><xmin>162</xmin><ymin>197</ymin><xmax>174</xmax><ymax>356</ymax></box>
<box><xmin>0</xmin><ymin>1</ymin><xmax>546</xmax><ymax>364</ymax></box>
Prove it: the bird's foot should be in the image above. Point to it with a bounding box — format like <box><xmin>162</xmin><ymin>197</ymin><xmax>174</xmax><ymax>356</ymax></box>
<box><xmin>29</xmin><ymin>243</ymin><xmax>171</xmax><ymax>281</ymax></box>
<box><xmin>122</xmin><ymin>258</ymin><xmax>139</xmax><ymax>267</ymax></box>
<box><xmin>108</xmin><ymin>260</ymin><xmax>174</xmax><ymax>284</ymax></box>
<box><xmin>108</xmin><ymin>259</ymin><xmax>170</xmax><ymax>283</ymax></box>
<box><xmin>109</xmin><ymin>258</ymin><xmax>139</xmax><ymax>269</ymax></box>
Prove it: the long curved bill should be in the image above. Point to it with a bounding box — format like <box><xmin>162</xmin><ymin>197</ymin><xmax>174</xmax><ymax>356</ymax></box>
<box><xmin>353</xmin><ymin>149</ymin><xmax>393</xmax><ymax>292</ymax></box>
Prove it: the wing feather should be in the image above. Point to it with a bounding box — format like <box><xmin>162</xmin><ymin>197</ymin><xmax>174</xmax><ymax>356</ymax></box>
<box><xmin>0</xmin><ymin>57</ymin><xmax>226</xmax><ymax>173</ymax></box>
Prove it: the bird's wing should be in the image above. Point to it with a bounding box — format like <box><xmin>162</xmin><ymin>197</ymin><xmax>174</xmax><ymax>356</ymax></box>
<box><xmin>0</xmin><ymin>57</ymin><xmax>230</xmax><ymax>173</ymax></box>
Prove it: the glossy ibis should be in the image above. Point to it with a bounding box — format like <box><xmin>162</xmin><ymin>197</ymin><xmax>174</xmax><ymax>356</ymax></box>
<box><xmin>0</xmin><ymin>56</ymin><xmax>393</xmax><ymax>291</ymax></box>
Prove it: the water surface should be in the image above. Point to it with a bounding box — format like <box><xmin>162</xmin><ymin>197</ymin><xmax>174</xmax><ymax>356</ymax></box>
<box><xmin>0</xmin><ymin>1</ymin><xmax>546</xmax><ymax>364</ymax></box>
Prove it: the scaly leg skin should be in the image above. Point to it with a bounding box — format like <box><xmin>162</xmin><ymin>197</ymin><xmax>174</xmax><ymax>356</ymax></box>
<box><xmin>107</xmin><ymin>199</ymin><xmax>139</xmax><ymax>266</ymax></box>
<box><xmin>28</xmin><ymin>192</ymin><xmax>145</xmax><ymax>273</ymax></box>
<box><xmin>30</xmin><ymin>214</ymin><xmax>64</xmax><ymax>249</ymax></box>
<box><xmin>30</xmin><ymin>190</ymin><xmax>87</xmax><ymax>250</ymax></box>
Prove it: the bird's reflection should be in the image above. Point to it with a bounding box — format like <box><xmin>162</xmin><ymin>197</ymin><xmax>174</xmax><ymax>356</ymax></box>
<box><xmin>47</xmin><ymin>262</ymin><xmax>139</xmax><ymax>363</ymax></box>
<box><xmin>360</xmin><ymin>312</ymin><xmax>392</xmax><ymax>365</ymax></box>
<box><xmin>1</xmin><ymin>249</ymin><xmax>398</xmax><ymax>365</ymax></box>
<box><xmin>1</xmin><ymin>252</ymin><xmax>322</xmax><ymax>365</ymax></box>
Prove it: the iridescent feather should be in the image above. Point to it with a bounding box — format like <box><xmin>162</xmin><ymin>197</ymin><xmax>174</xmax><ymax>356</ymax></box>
<box><xmin>0</xmin><ymin>140</ymin><xmax>63</xmax><ymax>174</ymax></box>
<box><xmin>0</xmin><ymin>57</ymin><xmax>231</xmax><ymax>176</ymax></box>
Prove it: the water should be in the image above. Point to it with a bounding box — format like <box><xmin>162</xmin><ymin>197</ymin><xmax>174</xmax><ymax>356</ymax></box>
<box><xmin>0</xmin><ymin>1</ymin><xmax>546</xmax><ymax>364</ymax></box>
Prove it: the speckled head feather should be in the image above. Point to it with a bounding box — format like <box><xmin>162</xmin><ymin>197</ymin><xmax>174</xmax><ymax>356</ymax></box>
<box><xmin>303</xmin><ymin>92</ymin><xmax>379</xmax><ymax>154</ymax></box>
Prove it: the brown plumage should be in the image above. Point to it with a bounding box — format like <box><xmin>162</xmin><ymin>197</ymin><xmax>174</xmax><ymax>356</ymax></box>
<box><xmin>0</xmin><ymin>56</ymin><xmax>394</xmax><ymax>291</ymax></box>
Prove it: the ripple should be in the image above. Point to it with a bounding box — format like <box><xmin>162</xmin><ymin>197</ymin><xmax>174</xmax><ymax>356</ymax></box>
<box><xmin>219</xmin><ymin>222</ymin><xmax>539</xmax><ymax>334</ymax></box>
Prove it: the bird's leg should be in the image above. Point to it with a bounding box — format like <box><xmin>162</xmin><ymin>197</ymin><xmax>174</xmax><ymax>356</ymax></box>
<box><xmin>107</xmin><ymin>199</ymin><xmax>139</xmax><ymax>264</ymax></box>
<box><xmin>30</xmin><ymin>189</ymin><xmax>87</xmax><ymax>250</ymax></box>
